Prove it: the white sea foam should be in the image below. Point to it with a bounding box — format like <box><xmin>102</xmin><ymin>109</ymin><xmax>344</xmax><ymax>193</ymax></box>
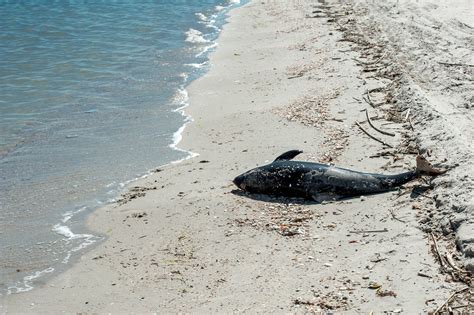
<box><xmin>170</xmin><ymin>123</ymin><xmax>187</xmax><ymax>150</ymax></box>
<box><xmin>7</xmin><ymin>267</ymin><xmax>55</xmax><ymax>294</ymax></box>
<box><xmin>195</xmin><ymin>42</ymin><xmax>218</xmax><ymax>58</ymax></box>
<box><xmin>215</xmin><ymin>5</ymin><xmax>225</xmax><ymax>11</ymax></box>
<box><xmin>59</xmin><ymin>234</ymin><xmax>97</xmax><ymax>264</ymax></box>
<box><xmin>170</xmin><ymin>119</ymin><xmax>199</xmax><ymax>162</ymax></box>
<box><xmin>179</xmin><ymin>72</ymin><xmax>189</xmax><ymax>83</ymax></box>
<box><xmin>173</xmin><ymin>88</ymin><xmax>189</xmax><ymax>110</ymax></box>
<box><xmin>53</xmin><ymin>205</ymin><xmax>100</xmax><ymax>265</ymax></box>
<box><xmin>229</xmin><ymin>0</ymin><xmax>241</xmax><ymax>4</ymax></box>
<box><xmin>105</xmin><ymin>181</ymin><xmax>116</xmax><ymax>188</ymax></box>
<box><xmin>61</xmin><ymin>206</ymin><xmax>88</xmax><ymax>224</ymax></box>
<box><xmin>205</xmin><ymin>23</ymin><xmax>219</xmax><ymax>31</ymax></box>
<box><xmin>201</xmin><ymin>14</ymin><xmax>219</xmax><ymax>31</ymax></box>
<box><xmin>168</xmin><ymin>87</ymin><xmax>199</xmax><ymax>160</ymax></box>
<box><xmin>195</xmin><ymin>12</ymin><xmax>208</xmax><ymax>21</ymax></box>
<box><xmin>53</xmin><ymin>224</ymin><xmax>77</xmax><ymax>239</ymax></box>
<box><xmin>52</xmin><ymin>223</ymin><xmax>98</xmax><ymax>264</ymax></box>
<box><xmin>62</xmin><ymin>212</ymin><xmax>73</xmax><ymax>223</ymax></box>
<box><xmin>185</xmin><ymin>28</ymin><xmax>209</xmax><ymax>44</ymax></box>
<box><xmin>197</xmin><ymin>11</ymin><xmax>219</xmax><ymax>30</ymax></box>
<box><xmin>185</xmin><ymin>62</ymin><xmax>207</xmax><ymax>69</ymax></box>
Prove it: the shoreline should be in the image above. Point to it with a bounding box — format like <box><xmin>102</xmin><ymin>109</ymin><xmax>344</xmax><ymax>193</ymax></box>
<box><xmin>2</xmin><ymin>0</ymin><xmax>471</xmax><ymax>313</ymax></box>
<box><xmin>1</xmin><ymin>1</ymin><xmax>244</xmax><ymax>296</ymax></box>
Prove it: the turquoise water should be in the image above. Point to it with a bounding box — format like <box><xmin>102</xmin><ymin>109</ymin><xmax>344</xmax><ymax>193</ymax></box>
<box><xmin>0</xmin><ymin>0</ymin><xmax>244</xmax><ymax>295</ymax></box>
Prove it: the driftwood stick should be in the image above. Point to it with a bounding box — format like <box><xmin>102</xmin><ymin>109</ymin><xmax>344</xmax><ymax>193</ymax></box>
<box><xmin>349</xmin><ymin>228</ymin><xmax>388</xmax><ymax>234</ymax></box>
<box><xmin>430</xmin><ymin>232</ymin><xmax>446</xmax><ymax>271</ymax></box>
<box><xmin>389</xmin><ymin>209</ymin><xmax>406</xmax><ymax>223</ymax></box>
<box><xmin>369</xmin><ymin>151</ymin><xmax>395</xmax><ymax>158</ymax></box>
<box><xmin>365</xmin><ymin>109</ymin><xmax>395</xmax><ymax>137</ymax></box>
<box><xmin>404</xmin><ymin>108</ymin><xmax>411</xmax><ymax>121</ymax></box>
<box><xmin>353</xmin><ymin>52</ymin><xmax>387</xmax><ymax>66</ymax></box>
<box><xmin>368</xmin><ymin>87</ymin><xmax>385</xmax><ymax>93</ymax></box>
<box><xmin>365</xmin><ymin>89</ymin><xmax>385</xmax><ymax>107</ymax></box>
<box><xmin>355</xmin><ymin>122</ymin><xmax>394</xmax><ymax>148</ymax></box>
<box><xmin>433</xmin><ymin>287</ymin><xmax>469</xmax><ymax>314</ymax></box>
<box><xmin>362</xmin><ymin>95</ymin><xmax>373</xmax><ymax>107</ymax></box>
<box><xmin>451</xmin><ymin>304</ymin><xmax>470</xmax><ymax>310</ymax></box>
<box><xmin>287</xmin><ymin>74</ymin><xmax>304</xmax><ymax>79</ymax></box>
<box><xmin>306</xmin><ymin>14</ymin><xmax>328</xmax><ymax>18</ymax></box>
<box><xmin>445</xmin><ymin>253</ymin><xmax>468</xmax><ymax>274</ymax></box>
<box><xmin>411</xmin><ymin>190</ymin><xmax>434</xmax><ymax>200</ymax></box>
<box><xmin>438</xmin><ymin>61</ymin><xmax>474</xmax><ymax>67</ymax></box>
<box><xmin>408</xmin><ymin>116</ymin><xmax>414</xmax><ymax>130</ymax></box>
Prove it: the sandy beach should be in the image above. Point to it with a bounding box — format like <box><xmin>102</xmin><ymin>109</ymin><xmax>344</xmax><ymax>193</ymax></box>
<box><xmin>2</xmin><ymin>0</ymin><xmax>472</xmax><ymax>313</ymax></box>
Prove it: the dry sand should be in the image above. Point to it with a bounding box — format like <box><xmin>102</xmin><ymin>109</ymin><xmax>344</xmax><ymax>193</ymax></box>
<box><xmin>1</xmin><ymin>0</ymin><xmax>472</xmax><ymax>313</ymax></box>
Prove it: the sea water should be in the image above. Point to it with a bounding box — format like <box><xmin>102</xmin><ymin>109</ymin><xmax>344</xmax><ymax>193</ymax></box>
<box><xmin>0</xmin><ymin>0</ymin><xmax>245</xmax><ymax>295</ymax></box>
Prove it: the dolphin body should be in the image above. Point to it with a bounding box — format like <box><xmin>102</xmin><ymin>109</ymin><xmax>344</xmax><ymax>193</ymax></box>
<box><xmin>233</xmin><ymin>150</ymin><xmax>445</xmax><ymax>201</ymax></box>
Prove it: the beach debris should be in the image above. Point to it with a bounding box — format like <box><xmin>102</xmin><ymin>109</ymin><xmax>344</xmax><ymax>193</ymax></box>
<box><xmin>349</xmin><ymin>228</ymin><xmax>388</xmax><ymax>234</ymax></box>
<box><xmin>363</xmin><ymin>88</ymin><xmax>386</xmax><ymax>107</ymax></box>
<box><xmin>286</xmin><ymin>62</ymin><xmax>318</xmax><ymax>79</ymax></box>
<box><xmin>131</xmin><ymin>212</ymin><xmax>147</xmax><ymax>219</ymax></box>
<box><xmin>273</xmin><ymin>90</ymin><xmax>340</xmax><ymax>128</ymax></box>
<box><xmin>231</xmin><ymin>198</ymin><xmax>314</xmax><ymax>237</ymax></box>
<box><xmin>293</xmin><ymin>290</ymin><xmax>349</xmax><ymax>312</ymax></box>
<box><xmin>430</xmin><ymin>232</ymin><xmax>447</xmax><ymax>272</ymax></box>
<box><xmin>432</xmin><ymin>287</ymin><xmax>470</xmax><ymax>314</ymax></box>
<box><xmin>389</xmin><ymin>209</ymin><xmax>406</xmax><ymax>223</ymax></box>
<box><xmin>116</xmin><ymin>186</ymin><xmax>157</xmax><ymax>205</ymax></box>
<box><xmin>368</xmin><ymin>281</ymin><xmax>382</xmax><ymax>289</ymax></box>
<box><xmin>355</xmin><ymin>121</ymin><xmax>393</xmax><ymax>148</ymax></box>
<box><xmin>437</xmin><ymin>61</ymin><xmax>474</xmax><ymax>68</ymax></box>
<box><xmin>427</xmin><ymin>232</ymin><xmax>471</xmax><ymax>285</ymax></box>
<box><xmin>278</xmin><ymin>225</ymin><xmax>304</xmax><ymax>236</ymax></box>
<box><xmin>417</xmin><ymin>272</ymin><xmax>432</xmax><ymax>278</ymax></box>
<box><xmin>412</xmin><ymin>202</ymin><xmax>422</xmax><ymax>210</ymax></box>
<box><xmin>376</xmin><ymin>289</ymin><xmax>397</xmax><ymax>298</ymax></box>
<box><xmin>369</xmin><ymin>253</ymin><xmax>387</xmax><ymax>263</ymax></box>
<box><xmin>273</xmin><ymin>89</ymin><xmax>349</xmax><ymax>163</ymax></box>
<box><xmin>293</xmin><ymin>298</ymin><xmax>315</xmax><ymax>305</ymax></box>
<box><xmin>365</xmin><ymin>109</ymin><xmax>395</xmax><ymax>137</ymax></box>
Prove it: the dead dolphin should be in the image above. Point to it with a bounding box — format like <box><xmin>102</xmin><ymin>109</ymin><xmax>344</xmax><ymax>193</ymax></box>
<box><xmin>233</xmin><ymin>150</ymin><xmax>446</xmax><ymax>201</ymax></box>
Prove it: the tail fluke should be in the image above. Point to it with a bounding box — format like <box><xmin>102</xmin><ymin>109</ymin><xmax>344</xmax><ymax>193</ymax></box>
<box><xmin>416</xmin><ymin>155</ymin><xmax>447</xmax><ymax>176</ymax></box>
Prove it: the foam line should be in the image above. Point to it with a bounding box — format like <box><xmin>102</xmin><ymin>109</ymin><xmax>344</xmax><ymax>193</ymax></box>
<box><xmin>185</xmin><ymin>28</ymin><xmax>210</xmax><ymax>43</ymax></box>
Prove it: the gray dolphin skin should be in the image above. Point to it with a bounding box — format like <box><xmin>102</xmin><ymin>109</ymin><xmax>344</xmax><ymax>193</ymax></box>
<box><xmin>233</xmin><ymin>150</ymin><xmax>445</xmax><ymax>201</ymax></box>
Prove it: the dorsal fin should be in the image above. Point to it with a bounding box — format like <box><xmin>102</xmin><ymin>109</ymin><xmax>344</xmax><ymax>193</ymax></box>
<box><xmin>273</xmin><ymin>150</ymin><xmax>303</xmax><ymax>162</ymax></box>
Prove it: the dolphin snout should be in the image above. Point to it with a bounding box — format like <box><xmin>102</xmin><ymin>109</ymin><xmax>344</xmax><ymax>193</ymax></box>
<box><xmin>233</xmin><ymin>174</ymin><xmax>245</xmax><ymax>189</ymax></box>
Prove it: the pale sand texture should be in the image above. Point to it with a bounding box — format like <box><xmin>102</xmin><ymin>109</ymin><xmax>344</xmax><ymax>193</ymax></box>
<box><xmin>345</xmin><ymin>0</ymin><xmax>474</xmax><ymax>272</ymax></box>
<box><xmin>2</xmin><ymin>0</ymin><xmax>472</xmax><ymax>313</ymax></box>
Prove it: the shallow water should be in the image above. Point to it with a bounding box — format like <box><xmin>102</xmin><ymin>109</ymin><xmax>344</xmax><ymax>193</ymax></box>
<box><xmin>0</xmin><ymin>0</ymin><xmax>244</xmax><ymax>295</ymax></box>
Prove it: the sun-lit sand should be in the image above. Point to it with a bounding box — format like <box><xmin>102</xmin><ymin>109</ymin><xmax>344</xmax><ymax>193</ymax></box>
<box><xmin>2</xmin><ymin>0</ymin><xmax>472</xmax><ymax>313</ymax></box>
